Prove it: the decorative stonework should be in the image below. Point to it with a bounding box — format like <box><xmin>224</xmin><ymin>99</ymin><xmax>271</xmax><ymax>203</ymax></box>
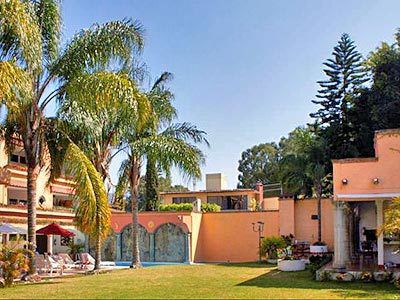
<box><xmin>120</xmin><ymin>225</ymin><xmax>150</xmax><ymax>261</ymax></box>
<box><xmin>154</xmin><ymin>223</ymin><xmax>186</xmax><ymax>262</ymax></box>
<box><xmin>0</xmin><ymin>167</ymin><xmax>11</xmax><ymax>185</ymax></box>
<box><xmin>148</xmin><ymin>221</ymin><xmax>154</xmax><ymax>229</ymax></box>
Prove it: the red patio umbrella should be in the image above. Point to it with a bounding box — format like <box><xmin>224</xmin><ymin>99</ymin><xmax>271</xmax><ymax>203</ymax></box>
<box><xmin>36</xmin><ymin>222</ymin><xmax>75</xmax><ymax>237</ymax></box>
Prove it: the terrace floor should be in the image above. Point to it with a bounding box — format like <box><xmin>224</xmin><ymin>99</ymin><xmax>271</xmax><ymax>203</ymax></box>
<box><xmin>1</xmin><ymin>263</ymin><xmax>398</xmax><ymax>299</ymax></box>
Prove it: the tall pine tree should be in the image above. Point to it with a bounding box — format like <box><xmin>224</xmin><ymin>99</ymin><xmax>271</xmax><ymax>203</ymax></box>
<box><xmin>310</xmin><ymin>33</ymin><xmax>367</xmax><ymax>159</ymax></box>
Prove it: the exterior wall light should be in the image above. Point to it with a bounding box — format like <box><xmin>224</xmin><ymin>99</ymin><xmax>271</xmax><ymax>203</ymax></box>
<box><xmin>342</xmin><ymin>178</ymin><xmax>348</xmax><ymax>185</ymax></box>
<box><xmin>373</xmin><ymin>178</ymin><xmax>379</xmax><ymax>185</ymax></box>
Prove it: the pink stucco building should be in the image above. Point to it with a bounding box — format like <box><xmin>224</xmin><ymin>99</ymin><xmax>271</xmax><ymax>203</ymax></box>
<box><xmin>332</xmin><ymin>129</ymin><xmax>400</xmax><ymax>269</ymax></box>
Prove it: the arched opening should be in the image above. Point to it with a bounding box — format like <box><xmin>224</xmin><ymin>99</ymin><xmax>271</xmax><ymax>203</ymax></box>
<box><xmin>154</xmin><ymin>223</ymin><xmax>186</xmax><ymax>262</ymax></box>
<box><xmin>120</xmin><ymin>224</ymin><xmax>150</xmax><ymax>262</ymax></box>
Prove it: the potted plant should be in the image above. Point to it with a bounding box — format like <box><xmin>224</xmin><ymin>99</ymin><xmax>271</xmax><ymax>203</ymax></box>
<box><xmin>68</xmin><ymin>241</ymin><xmax>84</xmax><ymax>261</ymax></box>
<box><xmin>260</xmin><ymin>236</ymin><xmax>286</xmax><ymax>264</ymax></box>
<box><xmin>310</xmin><ymin>241</ymin><xmax>328</xmax><ymax>253</ymax></box>
<box><xmin>277</xmin><ymin>235</ymin><xmax>306</xmax><ymax>271</ymax></box>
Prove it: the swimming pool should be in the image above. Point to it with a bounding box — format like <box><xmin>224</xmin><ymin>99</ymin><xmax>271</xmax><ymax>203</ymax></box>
<box><xmin>115</xmin><ymin>261</ymin><xmax>189</xmax><ymax>267</ymax></box>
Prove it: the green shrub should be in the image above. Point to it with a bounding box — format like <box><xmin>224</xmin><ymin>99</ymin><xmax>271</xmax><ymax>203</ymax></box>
<box><xmin>158</xmin><ymin>203</ymin><xmax>193</xmax><ymax>212</ymax></box>
<box><xmin>201</xmin><ymin>203</ymin><xmax>221</xmax><ymax>212</ymax></box>
<box><xmin>308</xmin><ymin>254</ymin><xmax>332</xmax><ymax>278</ymax></box>
<box><xmin>260</xmin><ymin>236</ymin><xmax>286</xmax><ymax>259</ymax></box>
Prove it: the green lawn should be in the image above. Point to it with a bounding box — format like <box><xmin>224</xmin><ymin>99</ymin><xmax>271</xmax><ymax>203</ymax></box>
<box><xmin>0</xmin><ymin>263</ymin><xmax>398</xmax><ymax>299</ymax></box>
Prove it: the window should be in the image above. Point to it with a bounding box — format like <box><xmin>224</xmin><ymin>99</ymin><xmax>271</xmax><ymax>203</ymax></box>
<box><xmin>172</xmin><ymin>197</ymin><xmax>196</xmax><ymax>204</ymax></box>
<box><xmin>8</xmin><ymin>199</ymin><xmax>27</xmax><ymax>206</ymax></box>
<box><xmin>10</xmin><ymin>155</ymin><xmax>19</xmax><ymax>163</ymax></box>
<box><xmin>39</xmin><ymin>196</ymin><xmax>46</xmax><ymax>206</ymax></box>
<box><xmin>19</xmin><ymin>199</ymin><xmax>27</xmax><ymax>206</ymax></box>
<box><xmin>60</xmin><ymin>236</ymin><xmax>72</xmax><ymax>246</ymax></box>
<box><xmin>10</xmin><ymin>154</ymin><xmax>26</xmax><ymax>164</ymax></box>
<box><xmin>207</xmin><ymin>196</ymin><xmax>223</xmax><ymax>207</ymax></box>
<box><xmin>9</xmin><ymin>199</ymin><xmax>18</xmax><ymax>205</ymax></box>
<box><xmin>9</xmin><ymin>234</ymin><xmax>18</xmax><ymax>241</ymax></box>
<box><xmin>207</xmin><ymin>195</ymin><xmax>248</xmax><ymax>210</ymax></box>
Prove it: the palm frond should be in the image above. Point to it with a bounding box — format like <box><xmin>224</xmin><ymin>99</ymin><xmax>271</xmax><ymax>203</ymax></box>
<box><xmin>52</xmin><ymin>19</ymin><xmax>144</xmax><ymax>81</ymax></box>
<box><xmin>0</xmin><ymin>0</ymin><xmax>42</xmax><ymax>73</ymax></box>
<box><xmin>0</xmin><ymin>61</ymin><xmax>33</xmax><ymax>105</ymax></box>
<box><xmin>64</xmin><ymin>142</ymin><xmax>110</xmax><ymax>240</ymax></box>
<box><xmin>381</xmin><ymin>196</ymin><xmax>400</xmax><ymax>235</ymax></box>
<box><xmin>131</xmin><ymin>135</ymin><xmax>204</xmax><ymax>180</ymax></box>
<box><xmin>62</xmin><ymin>71</ymin><xmax>147</xmax><ymax>116</ymax></box>
<box><xmin>33</xmin><ymin>0</ymin><xmax>61</xmax><ymax>64</ymax></box>
<box><xmin>151</xmin><ymin>72</ymin><xmax>174</xmax><ymax>91</ymax></box>
<box><xmin>162</xmin><ymin>122</ymin><xmax>209</xmax><ymax>146</ymax></box>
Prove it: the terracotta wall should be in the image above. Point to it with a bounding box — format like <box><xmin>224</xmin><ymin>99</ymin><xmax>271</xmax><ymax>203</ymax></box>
<box><xmin>262</xmin><ymin>197</ymin><xmax>279</xmax><ymax>210</ymax></box>
<box><xmin>193</xmin><ymin>211</ymin><xmax>279</xmax><ymax>262</ymax></box>
<box><xmin>110</xmin><ymin>199</ymin><xmax>335</xmax><ymax>262</ymax></box>
<box><xmin>279</xmin><ymin>198</ymin><xmax>334</xmax><ymax>250</ymax></box>
<box><xmin>111</xmin><ymin>211</ymin><xmax>192</xmax><ymax>234</ymax></box>
<box><xmin>333</xmin><ymin>130</ymin><xmax>400</xmax><ymax>197</ymax></box>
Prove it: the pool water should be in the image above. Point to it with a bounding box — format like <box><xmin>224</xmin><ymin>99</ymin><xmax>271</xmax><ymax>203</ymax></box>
<box><xmin>115</xmin><ymin>261</ymin><xmax>189</xmax><ymax>267</ymax></box>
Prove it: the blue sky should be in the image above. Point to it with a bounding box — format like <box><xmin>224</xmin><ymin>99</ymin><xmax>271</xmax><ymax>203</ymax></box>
<box><xmin>61</xmin><ymin>0</ymin><xmax>400</xmax><ymax>189</ymax></box>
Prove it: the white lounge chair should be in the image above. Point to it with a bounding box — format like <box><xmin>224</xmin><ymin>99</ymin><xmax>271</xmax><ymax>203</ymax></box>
<box><xmin>58</xmin><ymin>253</ymin><xmax>80</xmax><ymax>269</ymax></box>
<box><xmin>79</xmin><ymin>253</ymin><xmax>95</xmax><ymax>270</ymax></box>
<box><xmin>45</xmin><ymin>254</ymin><xmax>63</xmax><ymax>275</ymax></box>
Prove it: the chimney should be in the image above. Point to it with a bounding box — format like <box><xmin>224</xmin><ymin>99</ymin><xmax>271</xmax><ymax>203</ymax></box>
<box><xmin>256</xmin><ymin>182</ymin><xmax>264</xmax><ymax>207</ymax></box>
<box><xmin>205</xmin><ymin>173</ymin><xmax>227</xmax><ymax>191</ymax></box>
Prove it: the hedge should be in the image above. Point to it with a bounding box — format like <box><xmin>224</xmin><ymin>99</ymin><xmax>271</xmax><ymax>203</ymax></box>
<box><xmin>201</xmin><ymin>203</ymin><xmax>221</xmax><ymax>212</ymax></box>
<box><xmin>157</xmin><ymin>202</ymin><xmax>221</xmax><ymax>212</ymax></box>
<box><xmin>158</xmin><ymin>203</ymin><xmax>193</xmax><ymax>211</ymax></box>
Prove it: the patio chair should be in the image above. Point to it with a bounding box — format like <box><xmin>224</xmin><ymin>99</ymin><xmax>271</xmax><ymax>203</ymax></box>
<box><xmin>359</xmin><ymin>241</ymin><xmax>377</xmax><ymax>268</ymax></box>
<box><xmin>58</xmin><ymin>253</ymin><xmax>80</xmax><ymax>269</ymax></box>
<box><xmin>45</xmin><ymin>254</ymin><xmax>63</xmax><ymax>275</ymax></box>
<box><xmin>79</xmin><ymin>253</ymin><xmax>95</xmax><ymax>270</ymax></box>
<box><xmin>34</xmin><ymin>254</ymin><xmax>49</xmax><ymax>274</ymax></box>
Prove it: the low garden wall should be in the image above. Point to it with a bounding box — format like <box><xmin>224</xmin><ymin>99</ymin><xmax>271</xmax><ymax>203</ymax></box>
<box><xmin>193</xmin><ymin>211</ymin><xmax>279</xmax><ymax>263</ymax></box>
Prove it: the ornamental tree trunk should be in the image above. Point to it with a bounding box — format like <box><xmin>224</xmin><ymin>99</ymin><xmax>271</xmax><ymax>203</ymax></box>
<box><xmin>94</xmin><ymin>215</ymin><xmax>101</xmax><ymax>270</ymax></box>
<box><xmin>130</xmin><ymin>156</ymin><xmax>141</xmax><ymax>268</ymax></box>
<box><xmin>26</xmin><ymin>162</ymin><xmax>38</xmax><ymax>274</ymax></box>
<box><xmin>24</xmin><ymin>107</ymin><xmax>41</xmax><ymax>275</ymax></box>
<box><xmin>93</xmin><ymin>158</ymin><xmax>107</xmax><ymax>270</ymax></box>
<box><xmin>317</xmin><ymin>184</ymin><xmax>322</xmax><ymax>243</ymax></box>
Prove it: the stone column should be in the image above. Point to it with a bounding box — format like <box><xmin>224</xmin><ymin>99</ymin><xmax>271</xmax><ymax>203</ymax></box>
<box><xmin>149</xmin><ymin>233</ymin><xmax>155</xmax><ymax>262</ymax></box>
<box><xmin>116</xmin><ymin>233</ymin><xmax>122</xmax><ymax>261</ymax></box>
<box><xmin>333</xmin><ymin>201</ymin><xmax>350</xmax><ymax>269</ymax></box>
<box><xmin>375</xmin><ymin>200</ymin><xmax>384</xmax><ymax>267</ymax></box>
<box><xmin>185</xmin><ymin>233</ymin><xmax>191</xmax><ymax>263</ymax></box>
<box><xmin>47</xmin><ymin>235</ymin><xmax>53</xmax><ymax>254</ymax></box>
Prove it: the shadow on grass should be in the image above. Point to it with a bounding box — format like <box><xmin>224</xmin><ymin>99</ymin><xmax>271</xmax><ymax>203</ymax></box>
<box><xmin>237</xmin><ymin>270</ymin><xmax>398</xmax><ymax>298</ymax></box>
<box><xmin>218</xmin><ymin>262</ymin><xmax>275</xmax><ymax>268</ymax></box>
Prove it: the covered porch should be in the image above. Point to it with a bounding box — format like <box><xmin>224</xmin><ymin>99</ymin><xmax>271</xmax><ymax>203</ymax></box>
<box><xmin>333</xmin><ymin>195</ymin><xmax>400</xmax><ymax>270</ymax></box>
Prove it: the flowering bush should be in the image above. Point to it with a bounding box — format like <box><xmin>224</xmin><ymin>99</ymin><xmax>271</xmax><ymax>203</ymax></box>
<box><xmin>280</xmin><ymin>234</ymin><xmax>296</xmax><ymax>260</ymax></box>
<box><xmin>0</xmin><ymin>244</ymin><xmax>32</xmax><ymax>287</ymax></box>
<box><xmin>260</xmin><ymin>236</ymin><xmax>286</xmax><ymax>259</ymax></box>
<box><xmin>361</xmin><ymin>271</ymin><xmax>374</xmax><ymax>283</ymax></box>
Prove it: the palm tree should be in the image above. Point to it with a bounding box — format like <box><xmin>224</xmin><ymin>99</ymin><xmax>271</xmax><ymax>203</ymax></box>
<box><xmin>56</xmin><ymin>71</ymin><xmax>149</xmax><ymax>269</ymax></box>
<box><xmin>115</xmin><ymin>73</ymin><xmax>208</xmax><ymax>268</ymax></box>
<box><xmin>305</xmin><ymin>164</ymin><xmax>326</xmax><ymax>242</ymax></box>
<box><xmin>0</xmin><ymin>0</ymin><xmax>144</xmax><ymax>272</ymax></box>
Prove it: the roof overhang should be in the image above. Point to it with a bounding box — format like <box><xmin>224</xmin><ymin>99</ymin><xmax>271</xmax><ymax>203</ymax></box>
<box><xmin>336</xmin><ymin>192</ymin><xmax>400</xmax><ymax>201</ymax></box>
